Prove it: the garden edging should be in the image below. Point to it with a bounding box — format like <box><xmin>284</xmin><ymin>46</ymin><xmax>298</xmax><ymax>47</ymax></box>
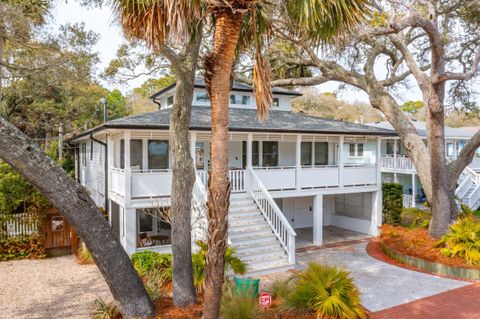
<box><xmin>380</xmin><ymin>243</ymin><xmax>480</xmax><ymax>281</ymax></box>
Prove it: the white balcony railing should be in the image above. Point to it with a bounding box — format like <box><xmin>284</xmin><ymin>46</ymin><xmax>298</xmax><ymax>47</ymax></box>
<box><xmin>380</xmin><ymin>155</ymin><xmax>415</xmax><ymax>171</ymax></box>
<box><xmin>403</xmin><ymin>194</ymin><xmax>414</xmax><ymax>208</ymax></box>
<box><xmin>111</xmin><ymin>168</ymin><xmax>125</xmax><ymax>196</ymax></box>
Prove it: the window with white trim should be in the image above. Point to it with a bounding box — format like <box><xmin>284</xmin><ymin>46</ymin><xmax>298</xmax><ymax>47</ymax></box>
<box><xmin>167</xmin><ymin>95</ymin><xmax>174</xmax><ymax>106</ymax></box>
<box><xmin>196</xmin><ymin>92</ymin><xmax>210</xmax><ymax>103</ymax></box>
<box><xmin>349</xmin><ymin>143</ymin><xmax>364</xmax><ymax>157</ymax></box>
<box><xmin>229</xmin><ymin>94</ymin><xmax>250</xmax><ymax>105</ymax></box>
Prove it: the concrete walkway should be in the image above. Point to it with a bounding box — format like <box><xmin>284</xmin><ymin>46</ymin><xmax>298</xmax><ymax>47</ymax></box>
<box><xmin>295</xmin><ymin>242</ymin><xmax>470</xmax><ymax>312</ymax></box>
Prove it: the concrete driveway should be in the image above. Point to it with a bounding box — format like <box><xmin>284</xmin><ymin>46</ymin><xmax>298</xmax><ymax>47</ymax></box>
<box><xmin>295</xmin><ymin>242</ymin><xmax>470</xmax><ymax>312</ymax></box>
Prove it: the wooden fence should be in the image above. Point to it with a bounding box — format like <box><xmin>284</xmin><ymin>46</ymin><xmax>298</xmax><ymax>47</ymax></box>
<box><xmin>0</xmin><ymin>213</ymin><xmax>39</xmax><ymax>238</ymax></box>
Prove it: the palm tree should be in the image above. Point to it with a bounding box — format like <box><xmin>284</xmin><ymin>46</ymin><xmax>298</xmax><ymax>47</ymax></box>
<box><xmin>112</xmin><ymin>0</ymin><xmax>368</xmax><ymax>317</ymax></box>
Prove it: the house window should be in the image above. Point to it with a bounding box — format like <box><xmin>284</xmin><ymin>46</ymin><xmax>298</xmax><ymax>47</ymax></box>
<box><xmin>446</xmin><ymin>143</ymin><xmax>454</xmax><ymax>157</ymax></box>
<box><xmin>120</xmin><ymin>139</ymin><xmax>143</xmax><ymax>169</ymax></box>
<box><xmin>273</xmin><ymin>98</ymin><xmax>279</xmax><ymax>108</ymax></box>
<box><xmin>262</xmin><ymin>142</ymin><xmax>278</xmax><ymax>167</ymax></box>
<box><xmin>349</xmin><ymin>143</ymin><xmax>364</xmax><ymax>157</ymax></box>
<box><xmin>386</xmin><ymin>140</ymin><xmax>400</xmax><ymax>155</ymax></box>
<box><xmin>137</xmin><ymin>208</ymin><xmax>172</xmax><ymax>248</ymax></box>
<box><xmin>196</xmin><ymin>142</ymin><xmax>205</xmax><ymax>169</ymax></box>
<box><xmin>167</xmin><ymin>95</ymin><xmax>174</xmax><ymax>106</ymax></box>
<box><xmin>81</xmin><ymin>143</ymin><xmax>87</xmax><ymax>167</ymax></box>
<box><xmin>90</xmin><ymin>141</ymin><xmax>94</xmax><ymax>161</ymax></box>
<box><xmin>301</xmin><ymin>142</ymin><xmax>312</xmax><ymax>166</ymax></box>
<box><xmin>314</xmin><ymin>142</ymin><xmax>328</xmax><ymax>165</ymax></box>
<box><xmin>196</xmin><ymin>92</ymin><xmax>210</xmax><ymax>103</ymax></box>
<box><xmin>230</xmin><ymin>94</ymin><xmax>250</xmax><ymax>105</ymax></box>
<box><xmin>148</xmin><ymin>140</ymin><xmax>169</xmax><ymax>169</ymax></box>
<box><xmin>242</xmin><ymin>141</ymin><xmax>259</xmax><ymax>168</ymax></box>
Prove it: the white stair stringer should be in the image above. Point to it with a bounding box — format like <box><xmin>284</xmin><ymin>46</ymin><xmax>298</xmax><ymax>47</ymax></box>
<box><xmin>457</xmin><ymin>168</ymin><xmax>480</xmax><ymax>211</ymax></box>
<box><xmin>228</xmin><ymin>193</ymin><xmax>295</xmax><ymax>276</ymax></box>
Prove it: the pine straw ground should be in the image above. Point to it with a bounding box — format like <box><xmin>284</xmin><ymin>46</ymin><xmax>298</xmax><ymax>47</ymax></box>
<box><xmin>379</xmin><ymin>224</ymin><xmax>480</xmax><ymax>270</ymax></box>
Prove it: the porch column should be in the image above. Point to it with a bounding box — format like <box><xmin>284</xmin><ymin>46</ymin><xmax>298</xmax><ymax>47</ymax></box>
<box><xmin>393</xmin><ymin>138</ymin><xmax>397</xmax><ymax>169</ymax></box>
<box><xmin>339</xmin><ymin>136</ymin><xmax>344</xmax><ymax>190</ymax></box>
<box><xmin>190</xmin><ymin>131</ymin><xmax>197</xmax><ymax>163</ymax></box>
<box><xmin>142</xmin><ymin>139</ymin><xmax>148</xmax><ymax>170</ymax></box>
<box><xmin>370</xmin><ymin>190</ymin><xmax>382</xmax><ymax>236</ymax></box>
<box><xmin>394</xmin><ymin>173</ymin><xmax>398</xmax><ymax>183</ymax></box>
<box><xmin>313</xmin><ymin>194</ymin><xmax>323</xmax><ymax>245</ymax></box>
<box><xmin>376</xmin><ymin>137</ymin><xmax>382</xmax><ymax>185</ymax></box>
<box><xmin>452</xmin><ymin>138</ymin><xmax>457</xmax><ymax>159</ymax></box>
<box><xmin>124</xmin><ymin>131</ymin><xmax>131</xmax><ymax>207</ymax></box>
<box><xmin>411</xmin><ymin>174</ymin><xmax>416</xmax><ymax>207</ymax></box>
<box><xmin>124</xmin><ymin>207</ymin><xmax>137</xmax><ymax>255</ymax></box>
<box><xmin>107</xmin><ymin>137</ymin><xmax>114</xmax><ymax>225</ymax></box>
<box><xmin>296</xmin><ymin>135</ymin><xmax>302</xmax><ymax>190</ymax></box>
<box><xmin>246</xmin><ymin>133</ymin><xmax>253</xmax><ymax>168</ymax></box>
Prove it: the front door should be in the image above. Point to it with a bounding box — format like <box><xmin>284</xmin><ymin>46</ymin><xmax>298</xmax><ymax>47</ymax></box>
<box><xmin>44</xmin><ymin>214</ymin><xmax>71</xmax><ymax>249</ymax></box>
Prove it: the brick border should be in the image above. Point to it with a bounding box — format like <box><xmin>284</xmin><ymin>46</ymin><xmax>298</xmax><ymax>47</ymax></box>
<box><xmin>366</xmin><ymin>239</ymin><xmax>476</xmax><ymax>283</ymax></box>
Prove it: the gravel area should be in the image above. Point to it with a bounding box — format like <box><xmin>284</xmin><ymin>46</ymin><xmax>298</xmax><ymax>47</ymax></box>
<box><xmin>0</xmin><ymin>256</ymin><xmax>112</xmax><ymax>319</ymax></box>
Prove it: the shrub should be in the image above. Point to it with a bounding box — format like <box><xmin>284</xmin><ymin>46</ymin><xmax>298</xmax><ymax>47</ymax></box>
<box><xmin>91</xmin><ymin>297</ymin><xmax>121</xmax><ymax>319</ymax></box>
<box><xmin>437</xmin><ymin>217</ymin><xmax>480</xmax><ymax>265</ymax></box>
<box><xmin>130</xmin><ymin>250</ymin><xmax>172</xmax><ymax>279</ymax></box>
<box><xmin>458</xmin><ymin>204</ymin><xmax>474</xmax><ymax>220</ymax></box>
<box><xmin>143</xmin><ymin>268</ymin><xmax>168</xmax><ymax>302</ymax></box>
<box><xmin>0</xmin><ymin>235</ymin><xmax>45</xmax><ymax>260</ymax></box>
<box><xmin>220</xmin><ymin>282</ymin><xmax>263</xmax><ymax>319</ymax></box>
<box><xmin>400</xmin><ymin>208</ymin><xmax>431</xmax><ymax>228</ymax></box>
<box><xmin>285</xmin><ymin>263</ymin><xmax>365</xmax><ymax>319</ymax></box>
<box><xmin>382</xmin><ymin>183</ymin><xmax>403</xmax><ymax>225</ymax></box>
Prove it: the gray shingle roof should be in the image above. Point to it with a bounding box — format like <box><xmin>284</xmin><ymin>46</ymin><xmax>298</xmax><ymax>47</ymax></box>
<box><xmin>150</xmin><ymin>77</ymin><xmax>302</xmax><ymax>99</ymax></box>
<box><xmin>71</xmin><ymin>106</ymin><xmax>396</xmax><ymax>141</ymax></box>
<box><xmin>367</xmin><ymin>120</ymin><xmax>478</xmax><ymax>138</ymax></box>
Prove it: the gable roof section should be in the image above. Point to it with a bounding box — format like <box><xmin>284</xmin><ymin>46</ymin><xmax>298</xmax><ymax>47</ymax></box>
<box><xmin>70</xmin><ymin>107</ymin><xmax>396</xmax><ymax>142</ymax></box>
<box><xmin>150</xmin><ymin>77</ymin><xmax>302</xmax><ymax>100</ymax></box>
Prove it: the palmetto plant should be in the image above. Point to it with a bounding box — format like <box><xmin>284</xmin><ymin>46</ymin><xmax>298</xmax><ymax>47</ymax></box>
<box><xmin>285</xmin><ymin>263</ymin><xmax>365</xmax><ymax>319</ymax></box>
<box><xmin>111</xmin><ymin>0</ymin><xmax>368</xmax><ymax>317</ymax></box>
<box><xmin>437</xmin><ymin>217</ymin><xmax>480</xmax><ymax>265</ymax></box>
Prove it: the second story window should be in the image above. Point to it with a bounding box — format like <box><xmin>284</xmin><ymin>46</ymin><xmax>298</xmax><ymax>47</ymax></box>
<box><xmin>148</xmin><ymin>140</ymin><xmax>169</xmax><ymax>169</ymax></box>
<box><xmin>196</xmin><ymin>92</ymin><xmax>210</xmax><ymax>103</ymax></box>
<box><xmin>167</xmin><ymin>95</ymin><xmax>174</xmax><ymax>106</ymax></box>
<box><xmin>273</xmin><ymin>97</ymin><xmax>279</xmax><ymax>107</ymax></box>
<box><xmin>349</xmin><ymin>143</ymin><xmax>364</xmax><ymax>157</ymax></box>
<box><xmin>301</xmin><ymin>142</ymin><xmax>312</xmax><ymax>166</ymax></box>
<box><xmin>81</xmin><ymin>143</ymin><xmax>87</xmax><ymax>167</ymax></box>
<box><xmin>230</xmin><ymin>94</ymin><xmax>250</xmax><ymax>105</ymax></box>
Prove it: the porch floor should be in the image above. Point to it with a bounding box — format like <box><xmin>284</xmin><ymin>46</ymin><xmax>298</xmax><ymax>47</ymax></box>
<box><xmin>296</xmin><ymin>225</ymin><xmax>370</xmax><ymax>248</ymax></box>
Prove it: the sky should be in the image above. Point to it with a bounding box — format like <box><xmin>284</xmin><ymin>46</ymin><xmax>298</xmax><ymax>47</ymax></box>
<box><xmin>48</xmin><ymin>0</ymin><xmax>425</xmax><ymax>105</ymax></box>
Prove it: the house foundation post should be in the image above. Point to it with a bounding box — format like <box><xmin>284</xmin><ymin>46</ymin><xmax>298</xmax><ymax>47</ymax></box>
<box><xmin>313</xmin><ymin>194</ymin><xmax>323</xmax><ymax>245</ymax></box>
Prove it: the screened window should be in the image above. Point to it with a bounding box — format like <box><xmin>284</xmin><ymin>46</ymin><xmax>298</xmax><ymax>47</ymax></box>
<box><xmin>242</xmin><ymin>141</ymin><xmax>259</xmax><ymax>168</ymax></box>
<box><xmin>446</xmin><ymin>143</ymin><xmax>454</xmax><ymax>157</ymax></box>
<box><xmin>262</xmin><ymin>142</ymin><xmax>278</xmax><ymax>167</ymax></box>
<box><xmin>81</xmin><ymin>143</ymin><xmax>87</xmax><ymax>167</ymax></box>
<box><xmin>167</xmin><ymin>95</ymin><xmax>174</xmax><ymax>105</ymax></box>
<box><xmin>314</xmin><ymin>142</ymin><xmax>329</xmax><ymax>165</ymax></box>
<box><xmin>301</xmin><ymin>142</ymin><xmax>312</xmax><ymax>166</ymax></box>
<box><xmin>90</xmin><ymin>141</ymin><xmax>94</xmax><ymax>160</ymax></box>
<box><xmin>119</xmin><ymin>139</ymin><xmax>143</xmax><ymax>169</ymax></box>
<box><xmin>148</xmin><ymin>140</ymin><xmax>169</xmax><ymax>169</ymax></box>
<box><xmin>349</xmin><ymin>143</ymin><xmax>364</xmax><ymax>157</ymax></box>
<box><xmin>196</xmin><ymin>92</ymin><xmax>210</xmax><ymax>102</ymax></box>
<box><xmin>273</xmin><ymin>98</ymin><xmax>279</xmax><ymax>107</ymax></box>
<box><xmin>230</xmin><ymin>94</ymin><xmax>250</xmax><ymax>105</ymax></box>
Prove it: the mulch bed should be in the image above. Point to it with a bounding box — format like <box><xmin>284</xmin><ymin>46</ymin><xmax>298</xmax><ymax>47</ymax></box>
<box><xmin>379</xmin><ymin>225</ymin><xmax>479</xmax><ymax>270</ymax></box>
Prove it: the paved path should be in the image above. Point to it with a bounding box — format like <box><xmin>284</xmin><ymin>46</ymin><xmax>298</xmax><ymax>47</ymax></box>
<box><xmin>0</xmin><ymin>256</ymin><xmax>112</xmax><ymax>319</ymax></box>
<box><xmin>371</xmin><ymin>283</ymin><xmax>480</xmax><ymax>319</ymax></box>
<box><xmin>295</xmin><ymin>242</ymin><xmax>470</xmax><ymax>312</ymax></box>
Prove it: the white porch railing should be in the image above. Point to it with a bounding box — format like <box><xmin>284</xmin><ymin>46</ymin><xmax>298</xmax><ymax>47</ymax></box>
<box><xmin>380</xmin><ymin>155</ymin><xmax>415</xmax><ymax>171</ymax></box>
<box><xmin>229</xmin><ymin>170</ymin><xmax>246</xmax><ymax>193</ymax></box>
<box><xmin>402</xmin><ymin>194</ymin><xmax>414</xmax><ymax>208</ymax></box>
<box><xmin>191</xmin><ymin>171</ymin><xmax>208</xmax><ymax>243</ymax></box>
<box><xmin>247</xmin><ymin>168</ymin><xmax>296</xmax><ymax>263</ymax></box>
<box><xmin>131</xmin><ymin>169</ymin><xmax>172</xmax><ymax>198</ymax></box>
<box><xmin>111</xmin><ymin>168</ymin><xmax>125</xmax><ymax>196</ymax></box>
<box><xmin>1</xmin><ymin>212</ymin><xmax>38</xmax><ymax>238</ymax></box>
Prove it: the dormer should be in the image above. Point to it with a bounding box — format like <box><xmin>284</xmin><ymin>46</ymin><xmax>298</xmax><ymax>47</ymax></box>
<box><xmin>150</xmin><ymin>77</ymin><xmax>302</xmax><ymax>111</ymax></box>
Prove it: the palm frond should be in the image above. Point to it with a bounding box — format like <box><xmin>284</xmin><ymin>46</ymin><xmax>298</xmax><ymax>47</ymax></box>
<box><xmin>252</xmin><ymin>52</ymin><xmax>273</xmax><ymax>122</ymax></box>
<box><xmin>284</xmin><ymin>0</ymin><xmax>370</xmax><ymax>45</ymax></box>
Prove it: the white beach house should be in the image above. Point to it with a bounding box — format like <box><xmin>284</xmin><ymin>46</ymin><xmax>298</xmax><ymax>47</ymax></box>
<box><xmin>70</xmin><ymin>79</ymin><xmax>395</xmax><ymax>275</ymax></box>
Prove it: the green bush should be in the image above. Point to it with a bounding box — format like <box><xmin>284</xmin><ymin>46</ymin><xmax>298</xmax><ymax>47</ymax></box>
<box><xmin>130</xmin><ymin>240</ymin><xmax>246</xmax><ymax>292</ymax></box>
<box><xmin>437</xmin><ymin>217</ymin><xmax>480</xmax><ymax>265</ymax></box>
<box><xmin>285</xmin><ymin>263</ymin><xmax>365</xmax><ymax>319</ymax></box>
<box><xmin>220</xmin><ymin>282</ymin><xmax>263</xmax><ymax>319</ymax></box>
<box><xmin>130</xmin><ymin>250</ymin><xmax>172</xmax><ymax>279</ymax></box>
<box><xmin>0</xmin><ymin>235</ymin><xmax>45</xmax><ymax>261</ymax></box>
<box><xmin>382</xmin><ymin>183</ymin><xmax>403</xmax><ymax>225</ymax></box>
<box><xmin>400</xmin><ymin>208</ymin><xmax>431</xmax><ymax>228</ymax></box>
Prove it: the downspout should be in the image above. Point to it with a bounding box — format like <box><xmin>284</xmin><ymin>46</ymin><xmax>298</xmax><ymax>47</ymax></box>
<box><xmin>90</xmin><ymin>133</ymin><xmax>108</xmax><ymax>215</ymax></box>
<box><xmin>152</xmin><ymin>97</ymin><xmax>161</xmax><ymax>110</ymax></box>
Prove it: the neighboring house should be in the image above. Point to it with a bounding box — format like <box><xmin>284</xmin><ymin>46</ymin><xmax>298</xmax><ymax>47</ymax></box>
<box><xmin>70</xmin><ymin>79</ymin><xmax>395</xmax><ymax>275</ymax></box>
<box><xmin>368</xmin><ymin>120</ymin><xmax>480</xmax><ymax>210</ymax></box>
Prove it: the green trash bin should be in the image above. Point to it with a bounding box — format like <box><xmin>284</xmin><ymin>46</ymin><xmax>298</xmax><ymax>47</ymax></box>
<box><xmin>234</xmin><ymin>277</ymin><xmax>260</xmax><ymax>298</ymax></box>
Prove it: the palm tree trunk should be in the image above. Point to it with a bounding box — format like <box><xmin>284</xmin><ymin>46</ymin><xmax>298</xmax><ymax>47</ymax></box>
<box><xmin>0</xmin><ymin>117</ymin><xmax>155</xmax><ymax>318</ymax></box>
<box><xmin>203</xmin><ymin>9</ymin><xmax>244</xmax><ymax>319</ymax></box>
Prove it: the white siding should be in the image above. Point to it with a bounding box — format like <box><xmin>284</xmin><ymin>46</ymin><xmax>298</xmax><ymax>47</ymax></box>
<box><xmin>79</xmin><ymin>140</ymin><xmax>106</xmax><ymax>208</ymax></box>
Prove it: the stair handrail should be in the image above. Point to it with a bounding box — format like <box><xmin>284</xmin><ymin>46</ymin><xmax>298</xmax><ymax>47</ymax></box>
<box><xmin>246</xmin><ymin>167</ymin><xmax>296</xmax><ymax>263</ymax></box>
